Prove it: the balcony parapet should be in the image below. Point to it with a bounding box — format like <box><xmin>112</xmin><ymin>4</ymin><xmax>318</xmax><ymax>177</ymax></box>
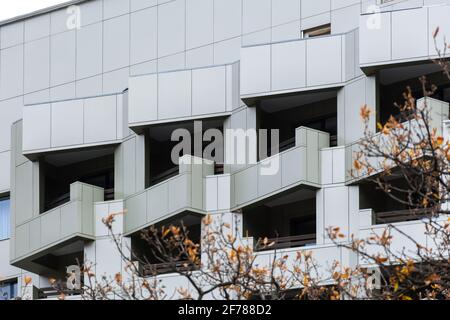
<box><xmin>358</xmin><ymin>213</ymin><xmax>449</xmax><ymax>266</ymax></box>
<box><xmin>230</xmin><ymin>127</ymin><xmax>329</xmax><ymax>209</ymax></box>
<box><xmin>124</xmin><ymin>155</ymin><xmax>214</xmax><ymax>235</ymax></box>
<box><xmin>11</xmin><ymin>182</ymin><xmax>103</xmax><ymax>267</ymax></box>
<box><xmin>240</xmin><ymin>29</ymin><xmax>359</xmax><ymax>99</ymax></box>
<box><xmin>359</xmin><ymin>4</ymin><xmax>450</xmax><ymax>73</ymax></box>
<box><xmin>128</xmin><ymin>62</ymin><xmax>239</xmax><ymax>132</ymax></box>
<box><xmin>22</xmin><ymin>92</ymin><xmax>127</xmax><ymax>159</ymax></box>
<box><xmin>345</xmin><ymin>97</ymin><xmax>449</xmax><ymax>183</ymax></box>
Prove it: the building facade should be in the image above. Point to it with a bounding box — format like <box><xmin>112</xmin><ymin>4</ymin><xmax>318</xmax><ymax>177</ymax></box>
<box><xmin>0</xmin><ymin>0</ymin><xmax>450</xmax><ymax>299</ymax></box>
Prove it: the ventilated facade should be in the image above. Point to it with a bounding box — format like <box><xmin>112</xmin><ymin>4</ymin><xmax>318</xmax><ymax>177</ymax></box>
<box><xmin>0</xmin><ymin>0</ymin><xmax>450</xmax><ymax>300</ymax></box>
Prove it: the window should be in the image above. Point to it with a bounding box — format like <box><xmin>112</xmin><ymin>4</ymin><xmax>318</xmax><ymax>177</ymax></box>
<box><xmin>0</xmin><ymin>279</ymin><xmax>17</xmax><ymax>300</ymax></box>
<box><xmin>302</xmin><ymin>24</ymin><xmax>331</xmax><ymax>38</ymax></box>
<box><xmin>0</xmin><ymin>197</ymin><xmax>10</xmax><ymax>241</ymax></box>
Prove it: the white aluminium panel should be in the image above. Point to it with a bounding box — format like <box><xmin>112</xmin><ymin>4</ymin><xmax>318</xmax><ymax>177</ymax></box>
<box><xmin>158</xmin><ymin>70</ymin><xmax>192</xmax><ymax>120</ymax></box>
<box><xmin>192</xmin><ymin>66</ymin><xmax>226</xmax><ymax>116</ymax></box>
<box><xmin>24</xmin><ymin>38</ymin><xmax>50</xmax><ymax>94</ymax></box>
<box><xmin>129</xmin><ymin>74</ymin><xmax>158</xmax><ymax>124</ymax></box>
<box><xmin>130</xmin><ymin>7</ymin><xmax>158</xmax><ymax>64</ymax></box>
<box><xmin>158</xmin><ymin>0</ymin><xmax>185</xmax><ymax>57</ymax></box>
<box><xmin>271</xmin><ymin>40</ymin><xmax>306</xmax><ymax>91</ymax></box>
<box><xmin>51</xmin><ymin>100</ymin><xmax>84</xmax><ymax>148</ymax></box>
<box><xmin>359</xmin><ymin>13</ymin><xmax>391</xmax><ymax>65</ymax></box>
<box><xmin>84</xmin><ymin>95</ymin><xmax>117</xmax><ymax>144</ymax></box>
<box><xmin>307</xmin><ymin>36</ymin><xmax>342</xmax><ymax>87</ymax></box>
<box><xmin>23</xmin><ymin>104</ymin><xmax>51</xmax><ymax>151</ymax></box>
<box><xmin>186</xmin><ymin>0</ymin><xmax>213</xmax><ymax>50</ymax></box>
<box><xmin>240</xmin><ymin>45</ymin><xmax>271</xmax><ymax>95</ymax></box>
<box><xmin>392</xmin><ymin>8</ymin><xmax>428</xmax><ymax>60</ymax></box>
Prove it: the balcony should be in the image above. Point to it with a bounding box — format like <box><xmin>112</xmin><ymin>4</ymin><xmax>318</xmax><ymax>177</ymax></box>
<box><xmin>128</xmin><ymin>62</ymin><xmax>239</xmax><ymax>132</ymax></box>
<box><xmin>360</xmin><ymin>207</ymin><xmax>435</xmax><ymax>226</ymax></box>
<box><xmin>124</xmin><ymin>155</ymin><xmax>214</xmax><ymax>235</ymax></box>
<box><xmin>231</xmin><ymin>127</ymin><xmax>329</xmax><ymax>209</ymax></box>
<box><xmin>240</xmin><ymin>30</ymin><xmax>358</xmax><ymax>99</ymax></box>
<box><xmin>22</xmin><ymin>92</ymin><xmax>126</xmax><ymax>159</ymax></box>
<box><xmin>358</xmin><ymin>210</ymin><xmax>449</xmax><ymax>264</ymax></box>
<box><xmin>11</xmin><ymin>182</ymin><xmax>103</xmax><ymax>274</ymax></box>
<box><xmin>346</xmin><ymin>97</ymin><xmax>449</xmax><ymax>183</ymax></box>
<box><xmin>359</xmin><ymin>5</ymin><xmax>450</xmax><ymax>73</ymax></box>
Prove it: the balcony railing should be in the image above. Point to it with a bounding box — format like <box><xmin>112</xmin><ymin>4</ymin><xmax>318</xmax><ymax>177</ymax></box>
<box><xmin>255</xmin><ymin>234</ymin><xmax>316</xmax><ymax>252</ymax></box>
<box><xmin>374</xmin><ymin>208</ymin><xmax>434</xmax><ymax>224</ymax></box>
<box><xmin>38</xmin><ymin>286</ymin><xmax>82</xmax><ymax>299</ymax></box>
<box><xmin>142</xmin><ymin>260</ymin><xmax>199</xmax><ymax>276</ymax></box>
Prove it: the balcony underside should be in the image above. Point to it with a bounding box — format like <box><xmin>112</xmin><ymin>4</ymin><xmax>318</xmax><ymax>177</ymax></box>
<box><xmin>11</xmin><ymin>237</ymin><xmax>89</xmax><ymax>277</ymax></box>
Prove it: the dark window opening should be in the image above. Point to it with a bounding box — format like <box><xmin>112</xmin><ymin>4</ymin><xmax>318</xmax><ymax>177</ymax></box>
<box><xmin>145</xmin><ymin>119</ymin><xmax>225</xmax><ymax>188</ymax></box>
<box><xmin>302</xmin><ymin>24</ymin><xmax>331</xmax><ymax>38</ymax></box>
<box><xmin>243</xmin><ymin>190</ymin><xmax>316</xmax><ymax>251</ymax></box>
<box><xmin>146</xmin><ymin>136</ymin><xmax>181</xmax><ymax>187</ymax></box>
<box><xmin>257</xmin><ymin>91</ymin><xmax>338</xmax><ymax>158</ymax></box>
<box><xmin>40</xmin><ymin>148</ymin><xmax>115</xmax><ymax>213</ymax></box>
<box><xmin>378</xmin><ymin>63</ymin><xmax>450</xmax><ymax>126</ymax></box>
<box><xmin>359</xmin><ymin>177</ymin><xmax>435</xmax><ymax>224</ymax></box>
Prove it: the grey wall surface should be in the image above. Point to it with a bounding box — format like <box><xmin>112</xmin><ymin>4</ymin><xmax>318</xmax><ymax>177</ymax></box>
<box><xmin>1</xmin><ymin>0</ymin><xmax>450</xmax><ymax>193</ymax></box>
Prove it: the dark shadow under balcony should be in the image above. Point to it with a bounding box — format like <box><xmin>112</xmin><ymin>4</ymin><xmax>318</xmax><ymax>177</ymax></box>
<box><xmin>243</xmin><ymin>188</ymin><xmax>317</xmax><ymax>252</ymax></box>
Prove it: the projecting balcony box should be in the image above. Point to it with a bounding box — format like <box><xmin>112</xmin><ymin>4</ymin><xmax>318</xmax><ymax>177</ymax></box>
<box><xmin>240</xmin><ymin>30</ymin><xmax>359</xmax><ymax>100</ymax></box>
<box><xmin>124</xmin><ymin>155</ymin><xmax>214</xmax><ymax>235</ymax></box>
<box><xmin>359</xmin><ymin>5</ymin><xmax>450</xmax><ymax>73</ymax></box>
<box><xmin>345</xmin><ymin>97</ymin><xmax>449</xmax><ymax>183</ymax></box>
<box><xmin>22</xmin><ymin>93</ymin><xmax>127</xmax><ymax>159</ymax></box>
<box><xmin>358</xmin><ymin>210</ymin><xmax>449</xmax><ymax>266</ymax></box>
<box><xmin>128</xmin><ymin>62</ymin><xmax>239</xmax><ymax>132</ymax></box>
<box><xmin>231</xmin><ymin>127</ymin><xmax>329</xmax><ymax>210</ymax></box>
<box><xmin>252</xmin><ymin>243</ymin><xmax>352</xmax><ymax>282</ymax></box>
<box><xmin>11</xmin><ymin>182</ymin><xmax>103</xmax><ymax>274</ymax></box>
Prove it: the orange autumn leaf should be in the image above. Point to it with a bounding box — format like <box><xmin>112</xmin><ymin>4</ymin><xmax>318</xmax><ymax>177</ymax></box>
<box><xmin>360</xmin><ymin>104</ymin><xmax>372</xmax><ymax>121</ymax></box>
